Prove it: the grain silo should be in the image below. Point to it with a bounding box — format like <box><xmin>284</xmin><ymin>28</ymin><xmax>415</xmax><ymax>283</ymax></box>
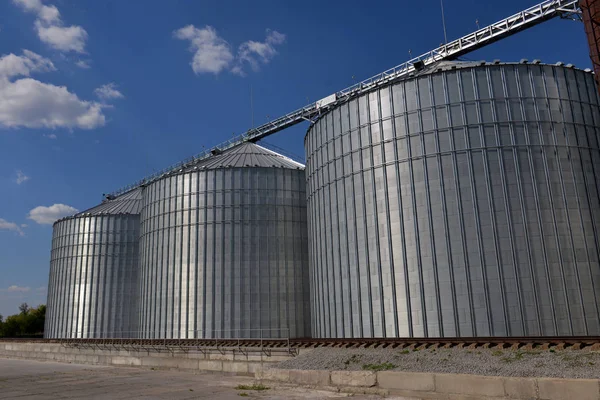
<box><xmin>306</xmin><ymin>61</ymin><xmax>600</xmax><ymax>338</ymax></box>
<box><xmin>138</xmin><ymin>142</ymin><xmax>310</xmax><ymax>339</ymax></box>
<box><xmin>44</xmin><ymin>188</ymin><xmax>142</xmax><ymax>338</ymax></box>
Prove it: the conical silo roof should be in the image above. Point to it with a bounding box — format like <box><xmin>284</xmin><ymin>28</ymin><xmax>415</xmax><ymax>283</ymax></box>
<box><xmin>181</xmin><ymin>142</ymin><xmax>304</xmax><ymax>172</ymax></box>
<box><xmin>75</xmin><ymin>187</ymin><xmax>143</xmax><ymax>216</ymax></box>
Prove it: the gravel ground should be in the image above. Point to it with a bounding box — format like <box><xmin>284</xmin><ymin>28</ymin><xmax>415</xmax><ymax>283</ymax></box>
<box><xmin>276</xmin><ymin>347</ymin><xmax>600</xmax><ymax>379</ymax></box>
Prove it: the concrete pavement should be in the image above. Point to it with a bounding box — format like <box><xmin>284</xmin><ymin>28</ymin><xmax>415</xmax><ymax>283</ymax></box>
<box><xmin>0</xmin><ymin>358</ymin><xmax>387</xmax><ymax>399</ymax></box>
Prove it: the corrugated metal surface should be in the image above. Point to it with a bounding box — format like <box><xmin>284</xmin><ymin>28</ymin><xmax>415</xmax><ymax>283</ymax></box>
<box><xmin>45</xmin><ymin>191</ymin><xmax>141</xmax><ymax>338</ymax></box>
<box><xmin>182</xmin><ymin>142</ymin><xmax>305</xmax><ymax>171</ymax></box>
<box><xmin>45</xmin><ymin>215</ymin><xmax>140</xmax><ymax>338</ymax></box>
<box><xmin>139</xmin><ymin>143</ymin><xmax>310</xmax><ymax>339</ymax></box>
<box><xmin>305</xmin><ymin>62</ymin><xmax>600</xmax><ymax>338</ymax></box>
<box><xmin>74</xmin><ymin>187</ymin><xmax>143</xmax><ymax>216</ymax></box>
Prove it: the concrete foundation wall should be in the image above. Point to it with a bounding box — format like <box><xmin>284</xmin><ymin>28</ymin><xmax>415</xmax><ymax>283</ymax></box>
<box><xmin>0</xmin><ymin>343</ymin><xmax>294</xmax><ymax>376</ymax></box>
<box><xmin>257</xmin><ymin>368</ymin><xmax>600</xmax><ymax>400</ymax></box>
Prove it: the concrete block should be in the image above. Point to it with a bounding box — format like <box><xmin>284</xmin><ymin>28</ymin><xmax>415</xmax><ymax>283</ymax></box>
<box><xmin>257</xmin><ymin>368</ymin><xmax>290</xmax><ymax>382</ymax></box>
<box><xmin>338</xmin><ymin>386</ymin><xmax>390</xmax><ymax>397</ymax></box>
<box><xmin>197</xmin><ymin>360</ymin><xmax>223</xmax><ymax>372</ymax></box>
<box><xmin>208</xmin><ymin>353</ymin><xmax>235</xmax><ymax>361</ymax></box>
<box><xmin>504</xmin><ymin>377</ymin><xmax>537</xmax><ymax>399</ymax></box>
<box><xmin>538</xmin><ymin>378</ymin><xmax>600</xmax><ymax>400</ymax></box>
<box><xmin>435</xmin><ymin>373</ymin><xmax>504</xmax><ymax>397</ymax></box>
<box><xmin>111</xmin><ymin>356</ymin><xmax>142</xmax><ymax>366</ymax></box>
<box><xmin>248</xmin><ymin>363</ymin><xmax>263</xmax><ymax>375</ymax></box>
<box><xmin>289</xmin><ymin>369</ymin><xmax>331</xmax><ymax>386</ymax></box>
<box><xmin>377</xmin><ymin>371</ymin><xmax>435</xmax><ymax>392</ymax></box>
<box><xmin>222</xmin><ymin>362</ymin><xmax>249</xmax><ymax>374</ymax></box>
<box><xmin>331</xmin><ymin>371</ymin><xmax>376</xmax><ymax>387</ymax></box>
<box><xmin>74</xmin><ymin>354</ymin><xmax>99</xmax><ymax>364</ymax></box>
<box><xmin>264</xmin><ymin>354</ymin><xmax>294</xmax><ymax>362</ymax></box>
<box><xmin>141</xmin><ymin>357</ymin><xmax>198</xmax><ymax>370</ymax></box>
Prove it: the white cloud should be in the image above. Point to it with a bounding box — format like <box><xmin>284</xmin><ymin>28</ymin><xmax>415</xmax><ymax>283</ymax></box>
<box><xmin>75</xmin><ymin>59</ymin><xmax>91</xmax><ymax>69</ymax></box>
<box><xmin>6</xmin><ymin>285</ymin><xmax>30</xmax><ymax>293</ymax></box>
<box><xmin>0</xmin><ymin>50</ymin><xmax>106</xmax><ymax>130</ymax></box>
<box><xmin>13</xmin><ymin>0</ymin><xmax>88</xmax><ymax>53</ymax></box>
<box><xmin>235</xmin><ymin>30</ymin><xmax>286</xmax><ymax>74</ymax></box>
<box><xmin>174</xmin><ymin>26</ymin><xmax>285</xmax><ymax>77</ymax></box>
<box><xmin>16</xmin><ymin>170</ymin><xmax>30</xmax><ymax>184</ymax></box>
<box><xmin>0</xmin><ymin>49</ymin><xmax>55</xmax><ymax>78</ymax></box>
<box><xmin>0</xmin><ymin>218</ymin><xmax>24</xmax><ymax>236</ymax></box>
<box><xmin>27</xmin><ymin>203</ymin><xmax>78</xmax><ymax>225</ymax></box>
<box><xmin>44</xmin><ymin>133</ymin><xmax>57</xmax><ymax>139</ymax></box>
<box><xmin>94</xmin><ymin>83</ymin><xmax>124</xmax><ymax>100</ymax></box>
<box><xmin>174</xmin><ymin>25</ymin><xmax>234</xmax><ymax>75</ymax></box>
<box><xmin>35</xmin><ymin>22</ymin><xmax>88</xmax><ymax>53</ymax></box>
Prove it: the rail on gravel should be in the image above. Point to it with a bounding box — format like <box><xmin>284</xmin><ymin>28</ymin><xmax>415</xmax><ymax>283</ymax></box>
<box><xmin>1</xmin><ymin>336</ymin><xmax>599</xmax><ymax>352</ymax></box>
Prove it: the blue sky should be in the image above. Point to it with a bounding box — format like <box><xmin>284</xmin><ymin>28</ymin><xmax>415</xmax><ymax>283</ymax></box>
<box><xmin>0</xmin><ymin>0</ymin><xmax>591</xmax><ymax>317</ymax></box>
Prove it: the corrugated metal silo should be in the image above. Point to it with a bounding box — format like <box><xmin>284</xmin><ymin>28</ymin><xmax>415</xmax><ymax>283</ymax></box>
<box><xmin>45</xmin><ymin>188</ymin><xmax>142</xmax><ymax>338</ymax></box>
<box><xmin>139</xmin><ymin>143</ymin><xmax>310</xmax><ymax>339</ymax></box>
<box><xmin>306</xmin><ymin>61</ymin><xmax>600</xmax><ymax>338</ymax></box>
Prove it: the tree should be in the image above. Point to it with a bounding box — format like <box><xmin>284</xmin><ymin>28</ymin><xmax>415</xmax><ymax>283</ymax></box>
<box><xmin>0</xmin><ymin>304</ymin><xmax>45</xmax><ymax>338</ymax></box>
<box><xmin>19</xmin><ymin>303</ymin><xmax>29</xmax><ymax>315</ymax></box>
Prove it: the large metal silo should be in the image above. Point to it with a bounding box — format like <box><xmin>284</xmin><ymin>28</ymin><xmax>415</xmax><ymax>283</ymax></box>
<box><xmin>139</xmin><ymin>143</ymin><xmax>310</xmax><ymax>339</ymax></box>
<box><xmin>306</xmin><ymin>61</ymin><xmax>600</xmax><ymax>338</ymax></box>
<box><xmin>45</xmin><ymin>189</ymin><xmax>142</xmax><ymax>338</ymax></box>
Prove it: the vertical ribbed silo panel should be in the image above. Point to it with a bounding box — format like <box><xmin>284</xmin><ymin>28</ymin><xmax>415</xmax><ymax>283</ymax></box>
<box><xmin>60</xmin><ymin>221</ymin><xmax>68</xmax><ymax>338</ymax></box>
<box><xmin>51</xmin><ymin>223</ymin><xmax>59</xmax><ymax>338</ymax></box>
<box><xmin>431</xmin><ymin>73</ymin><xmax>460</xmax><ymax>337</ymax></box>
<box><xmin>388</xmin><ymin>86</ymin><xmax>411</xmax><ymax>338</ymax></box>
<box><xmin>165</xmin><ymin>177</ymin><xmax>174</xmax><ymax>338</ymax></box>
<box><xmin>288</xmin><ymin>169</ymin><xmax>297</xmax><ymax>338</ymax></box>
<box><xmin>183</xmin><ymin>174</ymin><xmax>191</xmax><ymax>338</ymax></box>
<box><xmin>67</xmin><ymin>219</ymin><xmax>78</xmax><ymax>337</ymax></box>
<box><xmin>325</xmin><ymin>112</ymin><xmax>341</xmax><ymax>337</ymax></box>
<box><xmin>204</xmin><ymin>170</ymin><xmax>214</xmax><ymax>338</ymax></box>
<box><xmin>93</xmin><ymin>217</ymin><xmax>103</xmax><ymax>337</ymax></box>
<box><xmin>522</xmin><ymin>65</ymin><xmax>558</xmax><ymax>335</ymax></box>
<box><xmin>85</xmin><ymin>217</ymin><xmax>95</xmax><ymax>338</ymax></box>
<box><xmin>83</xmin><ymin>217</ymin><xmax>92</xmax><ymax>337</ymax></box>
<box><xmin>232</xmin><ymin>170</ymin><xmax>241</xmax><ymax>337</ymax></box>
<box><xmin>188</xmin><ymin>173</ymin><xmax>197</xmax><ymax>338</ymax></box>
<box><xmin>139</xmin><ymin>197</ymin><xmax>146</xmax><ymax>337</ymax></box>
<box><xmin>198</xmin><ymin>171</ymin><xmax>207</xmax><ymax>338</ymax></box>
<box><xmin>63</xmin><ymin>220</ymin><xmax>72</xmax><ymax>338</ymax></box>
<box><xmin>379</xmin><ymin>87</ymin><xmax>401</xmax><ymax>338</ymax></box>
<box><xmin>358</xmin><ymin>96</ymin><xmax>374</xmax><ymax>337</ymax></box>
<box><xmin>554</xmin><ymin>68</ymin><xmax>598</xmax><ymax>335</ymax></box>
<box><xmin>537</xmin><ymin>65</ymin><xmax>574</xmax><ymax>335</ymax></box>
<box><xmin>241</xmin><ymin>168</ymin><xmax>250</xmax><ymax>336</ymax></box>
<box><xmin>455</xmin><ymin>70</ymin><xmax>492</xmax><ymax>336</ymax></box>
<box><xmin>501</xmin><ymin>66</ymin><xmax>537</xmax><ymax>335</ymax></box>
<box><xmin>157</xmin><ymin>178</ymin><xmax>166</xmax><ymax>338</ymax></box>
<box><xmin>475</xmin><ymin>67</ymin><xmax>509</xmax><ymax>336</ymax></box>
<box><xmin>310</xmin><ymin>122</ymin><xmax>321</xmax><ymax>337</ymax></box>
<box><xmin>55</xmin><ymin>222</ymin><xmax>64</xmax><ymax>338</ymax></box>
<box><xmin>405</xmin><ymin>80</ymin><xmax>427</xmax><ymax>337</ymax></box>
<box><xmin>576</xmin><ymin>72</ymin><xmax>600</xmax><ymax>334</ymax></box>
<box><xmin>146</xmin><ymin>184</ymin><xmax>154</xmax><ymax>338</ymax></box>
<box><xmin>45</xmin><ymin>228</ymin><xmax>55</xmax><ymax>337</ymax></box>
<box><xmin>418</xmin><ymin>76</ymin><xmax>445</xmax><ymax>337</ymax></box>
<box><xmin>75</xmin><ymin>218</ymin><xmax>85</xmax><ymax>337</ymax></box>
<box><xmin>61</xmin><ymin>220</ymin><xmax>71</xmax><ymax>337</ymax></box>
<box><xmin>172</xmin><ymin>176</ymin><xmax>180</xmax><ymax>337</ymax></box>
<box><xmin>214</xmin><ymin>169</ymin><xmax>224</xmax><ymax>337</ymax></box>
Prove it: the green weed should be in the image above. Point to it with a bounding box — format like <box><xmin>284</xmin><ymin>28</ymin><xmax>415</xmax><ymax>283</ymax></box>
<box><xmin>362</xmin><ymin>362</ymin><xmax>396</xmax><ymax>372</ymax></box>
<box><xmin>235</xmin><ymin>383</ymin><xmax>270</xmax><ymax>391</ymax></box>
